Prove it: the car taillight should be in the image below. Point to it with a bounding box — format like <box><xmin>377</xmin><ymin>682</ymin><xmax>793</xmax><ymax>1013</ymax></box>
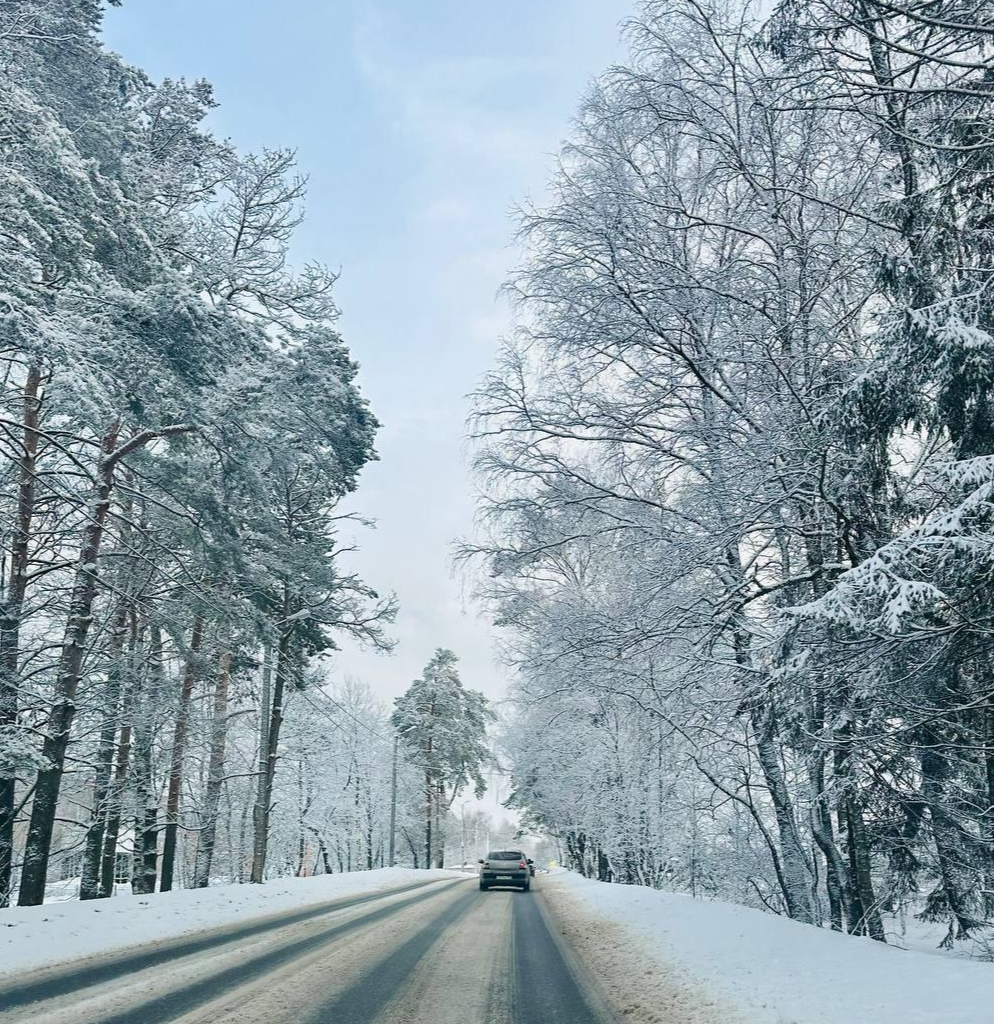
<box><xmin>519</xmin><ymin>861</ymin><xmax>527</xmax><ymax>869</ymax></box>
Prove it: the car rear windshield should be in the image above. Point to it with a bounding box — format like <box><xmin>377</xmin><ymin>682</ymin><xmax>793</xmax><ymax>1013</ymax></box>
<box><xmin>487</xmin><ymin>851</ymin><xmax>524</xmax><ymax>861</ymax></box>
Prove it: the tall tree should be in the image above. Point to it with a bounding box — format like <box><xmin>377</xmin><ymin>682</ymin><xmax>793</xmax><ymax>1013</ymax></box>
<box><xmin>391</xmin><ymin>650</ymin><xmax>493</xmax><ymax>868</ymax></box>
<box><xmin>0</xmin><ymin>2</ymin><xmax>391</xmax><ymax>906</ymax></box>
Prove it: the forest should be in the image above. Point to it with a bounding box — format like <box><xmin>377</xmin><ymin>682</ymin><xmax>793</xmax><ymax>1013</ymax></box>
<box><xmin>5</xmin><ymin>0</ymin><xmax>994</xmax><ymax>965</ymax></box>
<box><xmin>0</xmin><ymin>1</ymin><xmax>506</xmax><ymax>910</ymax></box>
<box><xmin>472</xmin><ymin>0</ymin><xmax>994</xmax><ymax>948</ymax></box>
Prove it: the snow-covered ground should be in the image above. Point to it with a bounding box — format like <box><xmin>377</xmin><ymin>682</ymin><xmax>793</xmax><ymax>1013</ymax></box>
<box><xmin>0</xmin><ymin>867</ymin><xmax>462</xmax><ymax>978</ymax></box>
<box><xmin>546</xmin><ymin>871</ymin><xmax>994</xmax><ymax>1024</ymax></box>
<box><xmin>881</xmin><ymin>909</ymin><xmax>989</xmax><ymax>960</ymax></box>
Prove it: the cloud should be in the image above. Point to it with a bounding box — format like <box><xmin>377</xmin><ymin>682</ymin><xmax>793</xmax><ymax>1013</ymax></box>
<box><xmin>351</xmin><ymin>3</ymin><xmax>553</xmax><ymax>171</ymax></box>
<box><xmin>419</xmin><ymin>195</ymin><xmax>474</xmax><ymax>225</ymax></box>
<box><xmin>328</xmin><ymin>0</ymin><xmax>630</xmax><ymax>711</ymax></box>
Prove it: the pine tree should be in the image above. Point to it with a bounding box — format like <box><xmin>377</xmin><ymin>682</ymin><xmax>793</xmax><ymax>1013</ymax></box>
<box><xmin>391</xmin><ymin>650</ymin><xmax>493</xmax><ymax>869</ymax></box>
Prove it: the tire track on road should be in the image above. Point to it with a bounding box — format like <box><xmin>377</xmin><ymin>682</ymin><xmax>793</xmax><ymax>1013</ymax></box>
<box><xmin>0</xmin><ymin>879</ymin><xmax>467</xmax><ymax>1024</ymax></box>
<box><xmin>301</xmin><ymin>888</ymin><xmax>480</xmax><ymax>1024</ymax></box>
<box><xmin>510</xmin><ymin>888</ymin><xmax>608</xmax><ymax>1024</ymax></box>
<box><xmin>361</xmin><ymin>886</ymin><xmax>515</xmax><ymax>1024</ymax></box>
<box><xmin>0</xmin><ymin>876</ymin><xmax>450</xmax><ymax>1016</ymax></box>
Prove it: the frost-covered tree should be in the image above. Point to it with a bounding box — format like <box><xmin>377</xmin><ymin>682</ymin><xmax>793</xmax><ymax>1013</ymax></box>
<box><xmin>0</xmin><ymin>3</ymin><xmax>391</xmax><ymax>907</ymax></box>
<box><xmin>391</xmin><ymin>650</ymin><xmax>493</xmax><ymax>868</ymax></box>
<box><xmin>469</xmin><ymin>0</ymin><xmax>994</xmax><ymax>948</ymax></box>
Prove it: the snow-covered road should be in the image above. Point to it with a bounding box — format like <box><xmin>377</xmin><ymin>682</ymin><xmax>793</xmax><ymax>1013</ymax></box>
<box><xmin>0</xmin><ymin>876</ymin><xmax>611</xmax><ymax>1024</ymax></box>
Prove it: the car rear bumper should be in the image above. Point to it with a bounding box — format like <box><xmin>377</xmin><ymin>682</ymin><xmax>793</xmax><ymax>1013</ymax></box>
<box><xmin>481</xmin><ymin>871</ymin><xmax>528</xmax><ymax>884</ymax></box>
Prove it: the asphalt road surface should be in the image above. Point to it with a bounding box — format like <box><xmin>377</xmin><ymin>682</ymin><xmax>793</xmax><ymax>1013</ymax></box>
<box><xmin>0</xmin><ymin>876</ymin><xmax>613</xmax><ymax>1024</ymax></box>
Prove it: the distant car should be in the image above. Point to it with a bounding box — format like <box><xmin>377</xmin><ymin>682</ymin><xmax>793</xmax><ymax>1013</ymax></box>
<box><xmin>478</xmin><ymin>849</ymin><xmax>531</xmax><ymax>891</ymax></box>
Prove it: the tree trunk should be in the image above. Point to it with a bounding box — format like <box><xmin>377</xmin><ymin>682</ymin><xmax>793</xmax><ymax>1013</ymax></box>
<box><xmin>236</xmin><ymin>793</ymin><xmax>251</xmax><ymax>882</ymax></box>
<box><xmin>79</xmin><ymin>606</ymin><xmax>128</xmax><ymax>900</ymax></box>
<box><xmin>317</xmin><ymin>833</ymin><xmax>333</xmax><ymax>875</ymax></box>
<box><xmin>749</xmin><ymin>697</ymin><xmax>816</xmax><ymax>924</ymax></box>
<box><xmin>160</xmin><ymin>614</ymin><xmax>203</xmax><ymax>892</ymax></box>
<box><xmin>423</xmin><ymin>712</ymin><xmax>434</xmax><ymax>870</ymax></box>
<box><xmin>16</xmin><ymin>421</ymin><xmax>190</xmax><ymax>907</ymax></box>
<box><xmin>810</xmin><ymin>791</ymin><xmax>847</xmax><ymax>932</ymax></box>
<box><xmin>79</xmin><ymin>737</ymin><xmax>115</xmax><ymax>900</ymax></box>
<box><xmin>434</xmin><ymin>781</ymin><xmax>444</xmax><ymax>868</ymax></box>
<box><xmin>365</xmin><ymin>786</ymin><xmax>374</xmax><ymax>872</ymax></box>
<box><xmin>807</xmin><ymin>733</ymin><xmax>848</xmax><ymax>931</ymax></box>
<box><xmin>920</xmin><ymin>736</ymin><xmax>981</xmax><ymax>942</ymax></box>
<box><xmin>982</xmin><ymin>700</ymin><xmax>994</xmax><ymax>918</ymax></box>
<box><xmin>727</xmin><ymin>545</ymin><xmax>815</xmax><ymax>925</ymax></box>
<box><xmin>100</xmin><ymin>612</ymin><xmax>139</xmax><ymax>898</ymax></box>
<box><xmin>251</xmin><ymin>629</ymin><xmax>292</xmax><ymax>883</ymax></box>
<box><xmin>250</xmin><ymin>641</ymin><xmax>272</xmax><ymax>882</ymax></box>
<box><xmin>17</xmin><ymin>422</ymin><xmax>122</xmax><ymax>907</ymax></box>
<box><xmin>131</xmin><ymin>624</ymin><xmax>163</xmax><ymax>895</ymax></box>
<box><xmin>98</xmin><ymin>492</ymin><xmax>140</xmax><ymax>899</ymax></box>
<box><xmin>388</xmin><ymin>734</ymin><xmax>398</xmax><ymax>867</ymax></box>
<box><xmin>844</xmin><ymin>795</ymin><xmax>886</xmax><ymax>941</ymax></box>
<box><xmin>597</xmin><ymin>847</ymin><xmax>611</xmax><ymax>882</ymax></box>
<box><xmin>403</xmin><ymin>829</ymin><xmax>419</xmax><ymax>869</ymax></box>
<box><xmin>100</xmin><ymin>714</ymin><xmax>133</xmax><ymax>898</ymax></box>
<box><xmin>296</xmin><ymin>763</ymin><xmax>309</xmax><ymax>877</ymax></box>
<box><xmin>193</xmin><ymin>648</ymin><xmax>231</xmax><ymax>888</ymax></box>
<box><xmin>833</xmin><ymin>728</ymin><xmax>886</xmax><ymax>941</ymax></box>
<box><xmin>424</xmin><ymin>770</ymin><xmax>433</xmax><ymax>870</ymax></box>
<box><xmin>0</xmin><ymin>364</ymin><xmax>41</xmax><ymax>907</ymax></box>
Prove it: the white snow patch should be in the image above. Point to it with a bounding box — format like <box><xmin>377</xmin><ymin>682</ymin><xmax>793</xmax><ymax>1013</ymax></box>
<box><xmin>547</xmin><ymin>871</ymin><xmax>994</xmax><ymax>1024</ymax></box>
<box><xmin>0</xmin><ymin>868</ymin><xmax>463</xmax><ymax>978</ymax></box>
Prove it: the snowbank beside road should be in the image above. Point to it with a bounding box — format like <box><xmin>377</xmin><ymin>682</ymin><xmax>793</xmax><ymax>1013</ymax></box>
<box><xmin>0</xmin><ymin>867</ymin><xmax>462</xmax><ymax>978</ymax></box>
<box><xmin>545</xmin><ymin>871</ymin><xmax>994</xmax><ymax>1024</ymax></box>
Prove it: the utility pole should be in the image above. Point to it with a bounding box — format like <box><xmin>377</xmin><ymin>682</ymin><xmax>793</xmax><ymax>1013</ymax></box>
<box><xmin>388</xmin><ymin>732</ymin><xmax>398</xmax><ymax>867</ymax></box>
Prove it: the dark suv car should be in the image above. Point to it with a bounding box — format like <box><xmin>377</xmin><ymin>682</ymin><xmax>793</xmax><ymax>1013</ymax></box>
<box><xmin>478</xmin><ymin>850</ymin><xmax>530</xmax><ymax>891</ymax></box>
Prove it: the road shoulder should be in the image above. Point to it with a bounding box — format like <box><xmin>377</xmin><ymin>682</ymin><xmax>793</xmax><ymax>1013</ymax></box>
<box><xmin>538</xmin><ymin>873</ymin><xmax>743</xmax><ymax>1024</ymax></box>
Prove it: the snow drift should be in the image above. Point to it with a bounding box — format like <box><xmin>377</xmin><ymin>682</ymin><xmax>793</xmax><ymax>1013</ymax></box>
<box><xmin>549</xmin><ymin>871</ymin><xmax>994</xmax><ymax>1024</ymax></box>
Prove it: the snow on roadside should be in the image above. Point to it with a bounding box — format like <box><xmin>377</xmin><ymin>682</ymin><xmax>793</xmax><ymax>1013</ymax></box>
<box><xmin>544</xmin><ymin>871</ymin><xmax>994</xmax><ymax>1024</ymax></box>
<box><xmin>0</xmin><ymin>867</ymin><xmax>464</xmax><ymax>978</ymax></box>
<box><xmin>542</xmin><ymin>873</ymin><xmax>741</xmax><ymax>1024</ymax></box>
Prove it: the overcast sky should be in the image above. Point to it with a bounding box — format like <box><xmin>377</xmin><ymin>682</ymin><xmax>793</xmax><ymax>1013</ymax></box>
<box><xmin>103</xmin><ymin>0</ymin><xmax>630</xmax><ymax>806</ymax></box>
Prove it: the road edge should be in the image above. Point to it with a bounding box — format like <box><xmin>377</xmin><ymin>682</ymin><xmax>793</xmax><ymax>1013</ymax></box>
<box><xmin>538</xmin><ymin>872</ymin><xmax>744</xmax><ymax>1024</ymax></box>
